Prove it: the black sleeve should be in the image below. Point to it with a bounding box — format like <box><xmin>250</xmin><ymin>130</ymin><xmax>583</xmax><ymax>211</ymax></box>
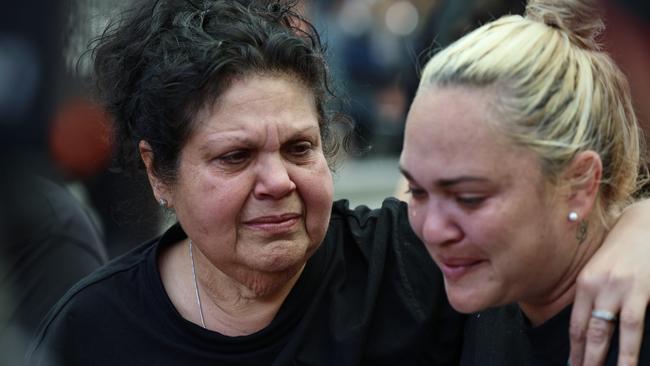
<box><xmin>332</xmin><ymin>198</ymin><xmax>465</xmax><ymax>365</ymax></box>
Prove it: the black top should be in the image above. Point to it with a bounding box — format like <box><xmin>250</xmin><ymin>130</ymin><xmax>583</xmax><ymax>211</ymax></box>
<box><xmin>460</xmin><ymin>303</ymin><xmax>650</xmax><ymax>365</ymax></box>
<box><xmin>29</xmin><ymin>199</ymin><xmax>464</xmax><ymax>366</ymax></box>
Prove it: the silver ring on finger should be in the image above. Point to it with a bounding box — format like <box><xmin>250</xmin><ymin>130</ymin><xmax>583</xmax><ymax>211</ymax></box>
<box><xmin>591</xmin><ymin>309</ymin><xmax>617</xmax><ymax>322</ymax></box>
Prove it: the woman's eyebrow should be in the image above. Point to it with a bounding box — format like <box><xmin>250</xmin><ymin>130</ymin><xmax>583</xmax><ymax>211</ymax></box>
<box><xmin>437</xmin><ymin>177</ymin><xmax>489</xmax><ymax>187</ymax></box>
<box><xmin>398</xmin><ymin>167</ymin><xmax>488</xmax><ymax>187</ymax></box>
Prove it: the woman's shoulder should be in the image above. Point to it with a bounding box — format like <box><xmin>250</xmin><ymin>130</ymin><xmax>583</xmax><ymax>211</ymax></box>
<box><xmin>70</xmin><ymin>239</ymin><xmax>155</xmax><ymax>297</ymax></box>
<box><xmin>328</xmin><ymin>197</ymin><xmax>419</xmax><ymax>252</ymax></box>
<box><xmin>325</xmin><ymin>196</ymin><xmax>440</xmax><ymax>295</ymax></box>
<box><xmin>330</xmin><ymin>197</ymin><xmax>408</xmax><ymax>226</ymax></box>
<box><xmin>28</xmin><ymin>240</ymin><xmax>157</xmax><ymax>359</ymax></box>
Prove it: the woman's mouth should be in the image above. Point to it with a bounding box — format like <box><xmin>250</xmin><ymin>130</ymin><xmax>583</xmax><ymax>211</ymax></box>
<box><xmin>243</xmin><ymin>213</ymin><xmax>301</xmax><ymax>234</ymax></box>
<box><xmin>438</xmin><ymin>258</ymin><xmax>485</xmax><ymax>281</ymax></box>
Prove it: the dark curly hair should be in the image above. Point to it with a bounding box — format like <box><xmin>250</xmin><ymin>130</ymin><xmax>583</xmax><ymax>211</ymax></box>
<box><xmin>92</xmin><ymin>0</ymin><xmax>347</xmax><ymax>184</ymax></box>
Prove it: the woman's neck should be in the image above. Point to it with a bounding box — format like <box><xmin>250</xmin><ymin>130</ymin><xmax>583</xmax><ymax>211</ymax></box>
<box><xmin>159</xmin><ymin>239</ymin><xmax>305</xmax><ymax>336</ymax></box>
<box><xmin>519</xmin><ymin>222</ymin><xmax>607</xmax><ymax>326</ymax></box>
<box><xmin>196</xmin><ymin>249</ymin><xmax>305</xmax><ymax>336</ymax></box>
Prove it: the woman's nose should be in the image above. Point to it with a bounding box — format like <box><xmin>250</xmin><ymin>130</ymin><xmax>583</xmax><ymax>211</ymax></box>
<box><xmin>253</xmin><ymin>155</ymin><xmax>296</xmax><ymax>199</ymax></box>
<box><xmin>420</xmin><ymin>204</ymin><xmax>463</xmax><ymax>248</ymax></box>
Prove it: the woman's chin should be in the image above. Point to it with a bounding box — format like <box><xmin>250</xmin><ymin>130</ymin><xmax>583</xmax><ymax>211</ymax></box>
<box><xmin>238</xmin><ymin>256</ymin><xmax>308</xmax><ymax>297</ymax></box>
<box><xmin>445</xmin><ymin>285</ymin><xmax>494</xmax><ymax>314</ymax></box>
<box><xmin>249</xmin><ymin>241</ymin><xmax>315</xmax><ymax>273</ymax></box>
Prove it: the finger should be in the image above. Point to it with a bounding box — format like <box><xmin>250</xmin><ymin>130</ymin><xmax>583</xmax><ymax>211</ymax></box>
<box><xmin>616</xmin><ymin>295</ymin><xmax>646</xmax><ymax>366</ymax></box>
<box><xmin>570</xmin><ymin>278</ymin><xmax>598</xmax><ymax>366</ymax></box>
<box><xmin>569</xmin><ymin>289</ymin><xmax>593</xmax><ymax>366</ymax></box>
<box><xmin>582</xmin><ymin>315</ymin><xmax>617</xmax><ymax>366</ymax></box>
<box><xmin>583</xmin><ymin>281</ymin><xmax>621</xmax><ymax>366</ymax></box>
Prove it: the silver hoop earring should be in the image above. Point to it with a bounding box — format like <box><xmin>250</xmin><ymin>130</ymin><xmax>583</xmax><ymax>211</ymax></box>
<box><xmin>159</xmin><ymin>198</ymin><xmax>168</xmax><ymax>208</ymax></box>
<box><xmin>568</xmin><ymin>211</ymin><xmax>579</xmax><ymax>222</ymax></box>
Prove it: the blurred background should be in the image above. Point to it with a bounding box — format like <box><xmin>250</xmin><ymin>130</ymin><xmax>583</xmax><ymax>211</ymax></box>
<box><xmin>3</xmin><ymin>0</ymin><xmax>648</xmax><ymax>259</ymax></box>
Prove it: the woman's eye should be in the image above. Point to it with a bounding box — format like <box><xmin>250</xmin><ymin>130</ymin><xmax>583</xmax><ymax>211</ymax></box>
<box><xmin>286</xmin><ymin>141</ymin><xmax>313</xmax><ymax>156</ymax></box>
<box><xmin>217</xmin><ymin>150</ymin><xmax>250</xmax><ymax>165</ymax></box>
<box><xmin>456</xmin><ymin>195</ymin><xmax>486</xmax><ymax>207</ymax></box>
<box><xmin>405</xmin><ymin>187</ymin><xmax>427</xmax><ymax>200</ymax></box>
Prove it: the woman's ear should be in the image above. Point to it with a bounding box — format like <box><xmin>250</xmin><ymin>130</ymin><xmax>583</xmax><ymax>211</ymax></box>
<box><xmin>139</xmin><ymin>140</ymin><xmax>172</xmax><ymax>208</ymax></box>
<box><xmin>563</xmin><ymin>150</ymin><xmax>603</xmax><ymax>217</ymax></box>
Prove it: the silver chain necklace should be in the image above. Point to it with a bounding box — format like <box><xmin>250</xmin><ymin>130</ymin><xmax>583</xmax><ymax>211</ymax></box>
<box><xmin>189</xmin><ymin>240</ymin><xmax>206</xmax><ymax>328</ymax></box>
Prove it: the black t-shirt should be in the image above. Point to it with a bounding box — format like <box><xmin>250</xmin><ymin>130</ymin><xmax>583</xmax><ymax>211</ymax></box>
<box><xmin>460</xmin><ymin>303</ymin><xmax>650</xmax><ymax>365</ymax></box>
<box><xmin>28</xmin><ymin>198</ymin><xmax>464</xmax><ymax>366</ymax></box>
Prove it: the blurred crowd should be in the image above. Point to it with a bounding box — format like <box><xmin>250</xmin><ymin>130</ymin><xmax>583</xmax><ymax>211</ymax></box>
<box><xmin>307</xmin><ymin>0</ymin><xmax>527</xmax><ymax>155</ymax></box>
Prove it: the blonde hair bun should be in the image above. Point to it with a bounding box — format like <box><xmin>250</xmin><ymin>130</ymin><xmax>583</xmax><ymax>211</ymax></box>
<box><xmin>525</xmin><ymin>0</ymin><xmax>604</xmax><ymax>50</ymax></box>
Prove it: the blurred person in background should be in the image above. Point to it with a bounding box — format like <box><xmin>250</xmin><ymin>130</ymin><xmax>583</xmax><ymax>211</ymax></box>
<box><xmin>308</xmin><ymin>0</ymin><xmax>429</xmax><ymax>156</ymax></box>
<box><xmin>0</xmin><ymin>0</ymin><xmax>108</xmax><ymax>364</ymax></box>
<box><xmin>403</xmin><ymin>0</ymin><xmax>527</xmax><ymax>106</ymax></box>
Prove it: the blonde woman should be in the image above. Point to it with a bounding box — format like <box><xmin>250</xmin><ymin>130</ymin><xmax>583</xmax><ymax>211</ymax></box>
<box><xmin>400</xmin><ymin>0</ymin><xmax>650</xmax><ymax>365</ymax></box>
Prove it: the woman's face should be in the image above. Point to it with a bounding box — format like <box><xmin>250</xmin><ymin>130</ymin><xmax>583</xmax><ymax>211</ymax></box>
<box><xmin>399</xmin><ymin>86</ymin><xmax>575</xmax><ymax>313</ymax></box>
<box><xmin>163</xmin><ymin>74</ymin><xmax>333</xmax><ymax>293</ymax></box>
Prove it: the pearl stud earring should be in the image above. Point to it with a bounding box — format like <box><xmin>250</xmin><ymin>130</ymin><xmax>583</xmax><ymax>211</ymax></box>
<box><xmin>568</xmin><ymin>211</ymin><xmax>579</xmax><ymax>222</ymax></box>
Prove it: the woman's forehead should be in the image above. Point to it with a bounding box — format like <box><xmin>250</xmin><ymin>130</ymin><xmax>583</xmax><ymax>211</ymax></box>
<box><xmin>402</xmin><ymin>86</ymin><xmax>542</xmax><ymax>185</ymax></box>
